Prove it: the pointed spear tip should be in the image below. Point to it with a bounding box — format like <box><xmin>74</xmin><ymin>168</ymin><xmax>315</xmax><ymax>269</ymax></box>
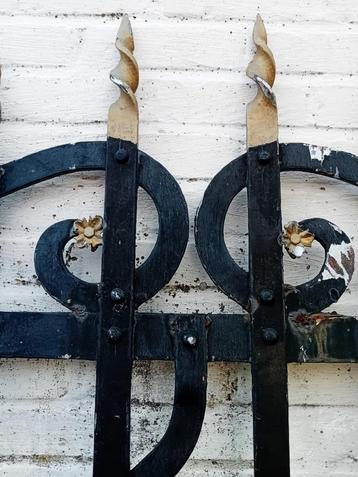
<box><xmin>253</xmin><ymin>13</ymin><xmax>266</xmax><ymax>41</ymax></box>
<box><xmin>120</xmin><ymin>14</ymin><xmax>132</xmax><ymax>34</ymax></box>
<box><xmin>116</xmin><ymin>14</ymin><xmax>134</xmax><ymax>49</ymax></box>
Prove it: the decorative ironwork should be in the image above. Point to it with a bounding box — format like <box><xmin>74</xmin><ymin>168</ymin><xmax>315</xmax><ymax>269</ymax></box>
<box><xmin>0</xmin><ymin>12</ymin><xmax>357</xmax><ymax>477</ymax></box>
<box><xmin>283</xmin><ymin>221</ymin><xmax>315</xmax><ymax>258</ymax></box>
<box><xmin>73</xmin><ymin>215</ymin><xmax>103</xmax><ymax>251</ymax></box>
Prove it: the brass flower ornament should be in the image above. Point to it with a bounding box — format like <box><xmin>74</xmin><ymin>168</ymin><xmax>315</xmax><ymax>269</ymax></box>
<box><xmin>73</xmin><ymin>216</ymin><xmax>103</xmax><ymax>251</ymax></box>
<box><xmin>283</xmin><ymin>221</ymin><xmax>315</xmax><ymax>258</ymax></box>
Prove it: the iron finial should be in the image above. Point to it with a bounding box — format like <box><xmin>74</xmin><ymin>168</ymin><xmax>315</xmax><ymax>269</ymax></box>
<box><xmin>108</xmin><ymin>14</ymin><xmax>139</xmax><ymax>144</ymax></box>
<box><xmin>246</xmin><ymin>14</ymin><xmax>278</xmax><ymax>148</ymax></box>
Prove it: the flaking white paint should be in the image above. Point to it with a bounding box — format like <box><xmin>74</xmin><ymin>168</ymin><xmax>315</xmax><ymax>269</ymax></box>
<box><xmin>308</xmin><ymin>144</ymin><xmax>332</xmax><ymax>163</ymax></box>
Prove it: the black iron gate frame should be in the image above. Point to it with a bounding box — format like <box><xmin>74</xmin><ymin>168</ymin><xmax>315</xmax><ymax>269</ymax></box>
<box><xmin>0</xmin><ymin>13</ymin><xmax>357</xmax><ymax>477</ymax></box>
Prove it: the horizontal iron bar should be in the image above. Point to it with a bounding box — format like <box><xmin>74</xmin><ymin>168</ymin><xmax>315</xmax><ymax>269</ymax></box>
<box><xmin>0</xmin><ymin>311</ymin><xmax>356</xmax><ymax>363</ymax></box>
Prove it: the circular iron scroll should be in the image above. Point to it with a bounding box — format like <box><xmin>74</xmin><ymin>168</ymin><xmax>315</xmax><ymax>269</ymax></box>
<box><xmin>0</xmin><ymin>142</ymin><xmax>189</xmax><ymax>312</ymax></box>
<box><xmin>195</xmin><ymin>143</ymin><xmax>356</xmax><ymax>314</ymax></box>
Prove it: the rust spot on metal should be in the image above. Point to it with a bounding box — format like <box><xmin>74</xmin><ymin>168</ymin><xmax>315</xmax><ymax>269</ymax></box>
<box><xmin>327</xmin><ymin>254</ymin><xmax>345</xmax><ymax>277</ymax></box>
<box><xmin>292</xmin><ymin>311</ymin><xmax>346</xmax><ymax>327</ymax></box>
<box><xmin>341</xmin><ymin>246</ymin><xmax>355</xmax><ymax>281</ymax></box>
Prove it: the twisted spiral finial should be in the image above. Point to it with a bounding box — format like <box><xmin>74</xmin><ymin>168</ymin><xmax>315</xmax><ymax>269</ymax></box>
<box><xmin>246</xmin><ymin>15</ymin><xmax>278</xmax><ymax>147</ymax></box>
<box><xmin>108</xmin><ymin>14</ymin><xmax>139</xmax><ymax>143</ymax></box>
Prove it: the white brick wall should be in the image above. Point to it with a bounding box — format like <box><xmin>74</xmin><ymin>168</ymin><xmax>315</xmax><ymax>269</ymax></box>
<box><xmin>0</xmin><ymin>0</ymin><xmax>357</xmax><ymax>475</ymax></box>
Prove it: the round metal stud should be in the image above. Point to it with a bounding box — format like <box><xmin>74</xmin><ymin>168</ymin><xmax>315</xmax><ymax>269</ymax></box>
<box><xmin>329</xmin><ymin>288</ymin><xmax>340</xmax><ymax>302</ymax></box>
<box><xmin>115</xmin><ymin>147</ymin><xmax>130</xmax><ymax>163</ymax></box>
<box><xmin>111</xmin><ymin>288</ymin><xmax>125</xmax><ymax>303</ymax></box>
<box><xmin>107</xmin><ymin>326</ymin><xmax>122</xmax><ymax>344</ymax></box>
<box><xmin>257</xmin><ymin>150</ymin><xmax>272</xmax><ymax>163</ymax></box>
<box><xmin>259</xmin><ymin>289</ymin><xmax>274</xmax><ymax>304</ymax></box>
<box><xmin>183</xmin><ymin>335</ymin><xmax>198</xmax><ymax>348</ymax></box>
<box><xmin>261</xmin><ymin>327</ymin><xmax>279</xmax><ymax>344</ymax></box>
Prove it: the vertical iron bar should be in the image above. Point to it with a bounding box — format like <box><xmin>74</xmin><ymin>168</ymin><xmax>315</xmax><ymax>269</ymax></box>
<box><xmin>93</xmin><ymin>138</ymin><xmax>138</xmax><ymax>476</ymax></box>
<box><xmin>247</xmin><ymin>141</ymin><xmax>290</xmax><ymax>476</ymax></box>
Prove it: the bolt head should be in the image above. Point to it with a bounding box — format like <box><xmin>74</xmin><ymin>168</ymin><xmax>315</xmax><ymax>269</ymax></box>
<box><xmin>258</xmin><ymin>150</ymin><xmax>272</xmax><ymax>163</ymax></box>
<box><xmin>259</xmin><ymin>289</ymin><xmax>274</xmax><ymax>304</ymax></box>
<box><xmin>261</xmin><ymin>327</ymin><xmax>279</xmax><ymax>344</ymax></box>
<box><xmin>110</xmin><ymin>288</ymin><xmax>125</xmax><ymax>303</ymax></box>
<box><xmin>115</xmin><ymin>148</ymin><xmax>129</xmax><ymax>163</ymax></box>
<box><xmin>183</xmin><ymin>335</ymin><xmax>197</xmax><ymax>348</ymax></box>
<box><xmin>107</xmin><ymin>326</ymin><xmax>122</xmax><ymax>344</ymax></box>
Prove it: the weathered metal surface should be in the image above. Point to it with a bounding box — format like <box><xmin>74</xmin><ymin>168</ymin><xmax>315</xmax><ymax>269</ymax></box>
<box><xmin>108</xmin><ymin>14</ymin><xmax>139</xmax><ymax>143</ymax></box>
<box><xmin>247</xmin><ymin>141</ymin><xmax>290</xmax><ymax>477</ymax></box>
<box><xmin>33</xmin><ymin>148</ymin><xmax>188</xmax><ymax>311</ymax></box>
<box><xmin>195</xmin><ymin>152</ymin><xmax>356</xmax><ymax>315</ymax></box>
<box><xmin>0</xmin><ymin>311</ymin><xmax>356</xmax><ymax>363</ymax></box>
<box><xmin>283</xmin><ymin>221</ymin><xmax>315</xmax><ymax>258</ymax></box>
<box><xmin>1</xmin><ymin>12</ymin><xmax>358</xmax><ymax>477</ymax></box>
<box><xmin>195</xmin><ymin>152</ymin><xmax>250</xmax><ymax>309</ymax></box>
<box><xmin>285</xmin><ymin>217</ymin><xmax>355</xmax><ymax>314</ymax></box>
<box><xmin>132</xmin><ymin>315</ymin><xmax>208</xmax><ymax>477</ymax></box>
<box><xmin>246</xmin><ymin>14</ymin><xmax>278</xmax><ymax>148</ymax></box>
<box><xmin>93</xmin><ymin>17</ymin><xmax>138</xmax><ymax>474</ymax></box>
<box><xmin>92</xmin><ymin>137</ymin><xmax>138</xmax><ymax>475</ymax></box>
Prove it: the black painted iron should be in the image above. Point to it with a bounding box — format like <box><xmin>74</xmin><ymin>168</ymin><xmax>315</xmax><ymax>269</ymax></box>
<box><xmin>1</xmin><ymin>8</ymin><xmax>358</xmax><ymax>475</ymax></box>
<box><xmin>93</xmin><ymin>138</ymin><xmax>138</xmax><ymax>475</ymax></box>
<box><xmin>247</xmin><ymin>141</ymin><xmax>290</xmax><ymax>475</ymax></box>
<box><xmin>0</xmin><ymin>135</ymin><xmax>357</xmax><ymax>477</ymax></box>
<box><xmin>0</xmin><ymin>127</ymin><xmax>358</xmax><ymax>477</ymax></box>
<box><xmin>0</xmin><ymin>133</ymin><xmax>358</xmax><ymax>477</ymax></box>
<box><xmin>0</xmin><ymin>141</ymin><xmax>356</xmax><ymax>477</ymax></box>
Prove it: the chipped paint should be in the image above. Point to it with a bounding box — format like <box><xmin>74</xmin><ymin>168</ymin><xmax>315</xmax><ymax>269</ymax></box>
<box><xmin>322</xmin><ymin>242</ymin><xmax>355</xmax><ymax>284</ymax></box>
<box><xmin>299</xmin><ymin>345</ymin><xmax>308</xmax><ymax>363</ymax></box>
<box><xmin>308</xmin><ymin>144</ymin><xmax>331</xmax><ymax>163</ymax></box>
<box><xmin>329</xmin><ymin>222</ymin><xmax>343</xmax><ymax>234</ymax></box>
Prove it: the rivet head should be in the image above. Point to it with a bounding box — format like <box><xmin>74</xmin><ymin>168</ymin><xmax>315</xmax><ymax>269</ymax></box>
<box><xmin>107</xmin><ymin>326</ymin><xmax>122</xmax><ymax>344</ymax></box>
<box><xmin>262</xmin><ymin>327</ymin><xmax>279</xmax><ymax>344</ymax></box>
<box><xmin>259</xmin><ymin>289</ymin><xmax>274</xmax><ymax>304</ymax></box>
<box><xmin>257</xmin><ymin>150</ymin><xmax>272</xmax><ymax>163</ymax></box>
<box><xmin>183</xmin><ymin>335</ymin><xmax>197</xmax><ymax>348</ymax></box>
<box><xmin>115</xmin><ymin>148</ymin><xmax>130</xmax><ymax>163</ymax></box>
<box><xmin>329</xmin><ymin>287</ymin><xmax>340</xmax><ymax>302</ymax></box>
<box><xmin>110</xmin><ymin>288</ymin><xmax>125</xmax><ymax>303</ymax></box>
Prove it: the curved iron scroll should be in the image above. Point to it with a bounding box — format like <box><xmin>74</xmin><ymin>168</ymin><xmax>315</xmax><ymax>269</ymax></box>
<box><xmin>132</xmin><ymin>315</ymin><xmax>207</xmax><ymax>476</ymax></box>
<box><xmin>195</xmin><ymin>144</ymin><xmax>356</xmax><ymax>313</ymax></box>
<box><xmin>1</xmin><ymin>140</ymin><xmax>358</xmax><ymax>476</ymax></box>
<box><xmin>0</xmin><ymin>142</ymin><xmax>189</xmax><ymax>310</ymax></box>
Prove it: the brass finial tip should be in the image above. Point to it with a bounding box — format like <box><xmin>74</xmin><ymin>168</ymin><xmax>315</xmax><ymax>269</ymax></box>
<box><xmin>253</xmin><ymin>14</ymin><xmax>267</xmax><ymax>41</ymax></box>
<box><xmin>246</xmin><ymin>13</ymin><xmax>278</xmax><ymax>147</ymax></box>
<box><xmin>246</xmin><ymin>13</ymin><xmax>275</xmax><ymax>86</ymax></box>
<box><xmin>117</xmin><ymin>14</ymin><xmax>134</xmax><ymax>51</ymax></box>
<box><xmin>108</xmin><ymin>13</ymin><xmax>139</xmax><ymax>142</ymax></box>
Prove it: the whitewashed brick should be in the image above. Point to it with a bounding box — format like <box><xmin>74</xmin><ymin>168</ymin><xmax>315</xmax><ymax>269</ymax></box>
<box><xmin>0</xmin><ymin>1</ymin><xmax>357</xmax><ymax>476</ymax></box>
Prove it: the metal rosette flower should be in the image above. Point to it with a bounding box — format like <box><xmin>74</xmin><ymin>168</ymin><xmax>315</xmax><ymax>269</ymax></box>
<box><xmin>73</xmin><ymin>216</ymin><xmax>103</xmax><ymax>251</ymax></box>
<box><xmin>283</xmin><ymin>221</ymin><xmax>315</xmax><ymax>258</ymax></box>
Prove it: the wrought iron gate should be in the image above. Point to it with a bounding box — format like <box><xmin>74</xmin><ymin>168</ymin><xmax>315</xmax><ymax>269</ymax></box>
<box><xmin>0</xmin><ymin>13</ymin><xmax>357</xmax><ymax>477</ymax></box>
